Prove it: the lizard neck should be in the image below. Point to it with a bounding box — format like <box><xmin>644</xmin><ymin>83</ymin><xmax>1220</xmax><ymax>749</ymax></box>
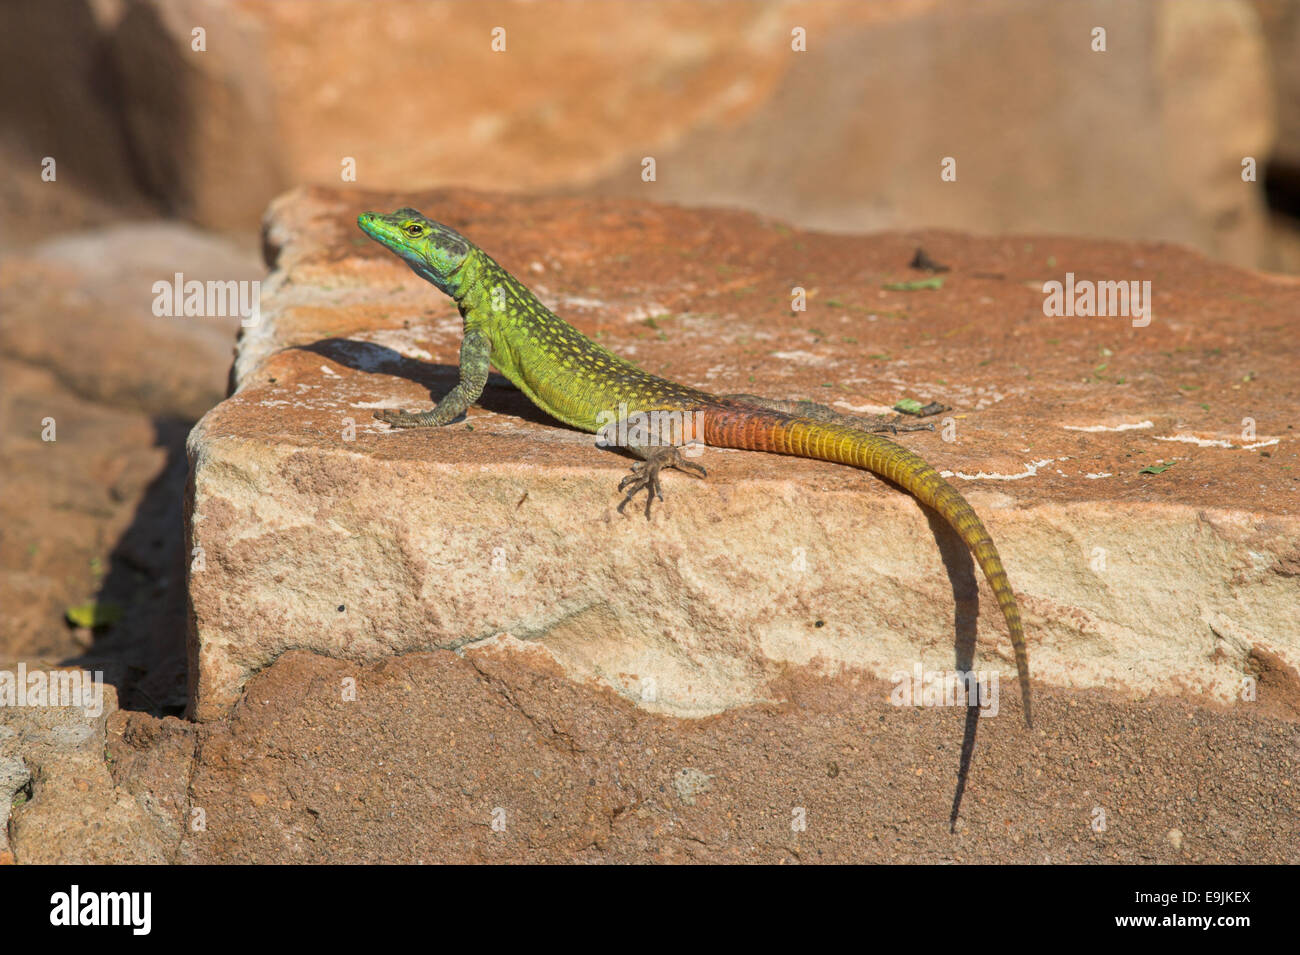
<box><xmin>445</xmin><ymin>249</ymin><xmax>493</xmax><ymax>309</ymax></box>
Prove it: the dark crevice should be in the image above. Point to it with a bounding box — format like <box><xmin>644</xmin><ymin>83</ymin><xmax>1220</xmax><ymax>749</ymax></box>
<box><xmin>61</xmin><ymin>415</ymin><xmax>194</xmax><ymax>719</ymax></box>
<box><xmin>1263</xmin><ymin>161</ymin><xmax>1300</xmax><ymax>222</ymax></box>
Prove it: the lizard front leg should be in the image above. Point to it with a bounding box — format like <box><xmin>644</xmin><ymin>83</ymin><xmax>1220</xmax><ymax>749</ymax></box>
<box><xmin>374</xmin><ymin>327</ymin><xmax>491</xmax><ymax>428</ymax></box>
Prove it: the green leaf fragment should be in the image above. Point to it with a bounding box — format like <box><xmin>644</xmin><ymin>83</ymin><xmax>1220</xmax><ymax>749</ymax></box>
<box><xmin>65</xmin><ymin>602</ymin><xmax>123</xmax><ymax>628</ymax></box>
<box><xmin>883</xmin><ymin>277</ymin><xmax>944</xmax><ymax>291</ymax></box>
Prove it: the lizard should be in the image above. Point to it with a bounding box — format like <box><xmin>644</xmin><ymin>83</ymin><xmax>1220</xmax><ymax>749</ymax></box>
<box><xmin>358</xmin><ymin>207</ymin><xmax>1032</xmax><ymax>727</ymax></box>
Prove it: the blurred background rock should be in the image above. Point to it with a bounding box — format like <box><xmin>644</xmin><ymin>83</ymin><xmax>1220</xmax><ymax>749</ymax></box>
<box><xmin>3</xmin><ymin>0</ymin><xmax>1299</xmax><ymax>267</ymax></box>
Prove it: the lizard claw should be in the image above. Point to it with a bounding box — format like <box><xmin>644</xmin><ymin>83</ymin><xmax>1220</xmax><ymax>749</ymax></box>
<box><xmin>616</xmin><ymin>446</ymin><xmax>707</xmax><ymax>519</ymax></box>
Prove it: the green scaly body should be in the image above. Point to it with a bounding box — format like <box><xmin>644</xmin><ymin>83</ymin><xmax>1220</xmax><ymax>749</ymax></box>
<box><xmin>456</xmin><ymin>249</ymin><xmax>713</xmax><ymax>429</ymax></box>
<box><xmin>359</xmin><ymin>208</ymin><xmax>1032</xmax><ymax>726</ymax></box>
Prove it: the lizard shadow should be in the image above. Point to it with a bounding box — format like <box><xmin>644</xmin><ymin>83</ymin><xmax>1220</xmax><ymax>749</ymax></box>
<box><xmin>297</xmin><ymin>338</ymin><xmax>572</xmax><ymax>430</ymax></box>
<box><xmin>915</xmin><ymin>503</ymin><xmax>982</xmax><ymax>832</ymax></box>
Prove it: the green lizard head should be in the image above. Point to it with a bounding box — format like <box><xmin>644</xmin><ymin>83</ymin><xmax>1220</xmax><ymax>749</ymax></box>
<box><xmin>358</xmin><ymin>208</ymin><xmax>472</xmax><ymax>294</ymax></box>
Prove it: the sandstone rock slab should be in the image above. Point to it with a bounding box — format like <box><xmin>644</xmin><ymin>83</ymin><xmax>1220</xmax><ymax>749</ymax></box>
<box><xmin>186</xmin><ymin>186</ymin><xmax>1300</xmax><ymax>723</ymax></box>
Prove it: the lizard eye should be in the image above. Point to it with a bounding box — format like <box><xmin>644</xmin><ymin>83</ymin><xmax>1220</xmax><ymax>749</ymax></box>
<box><xmin>405</xmin><ymin>224</ymin><xmax>423</xmax><ymax>236</ymax></box>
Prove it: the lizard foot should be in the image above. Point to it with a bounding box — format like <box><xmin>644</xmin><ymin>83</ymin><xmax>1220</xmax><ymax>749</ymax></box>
<box><xmin>871</xmin><ymin>414</ymin><xmax>937</xmax><ymax>435</ymax></box>
<box><xmin>374</xmin><ymin>408</ymin><xmax>441</xmax><ymax>428</ymax></box>
<box><xmin>617</xmin><ymin>446</ymin><xmax>707</xmax><ymax>519</ymax></box>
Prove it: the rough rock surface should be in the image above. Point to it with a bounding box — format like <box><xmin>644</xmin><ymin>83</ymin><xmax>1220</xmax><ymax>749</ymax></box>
<box><xmin>0</xmin><ymin>673</ymin><xmax>190</xmax><ymax>864</ymax></box>
<box><xmin>174</xmin><ymin>645</ymin><xmax>1299</xmax><ymax>864</ymax></box>
<box><xmin>186</xmin><ymin>185</ymin><xmax>1300</xmax><ymax>728</ymax></box>
<box><xmin>5</xmin><ymin>646</ymin><xmax>1297</xmax><ymax>863</ymax></box>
